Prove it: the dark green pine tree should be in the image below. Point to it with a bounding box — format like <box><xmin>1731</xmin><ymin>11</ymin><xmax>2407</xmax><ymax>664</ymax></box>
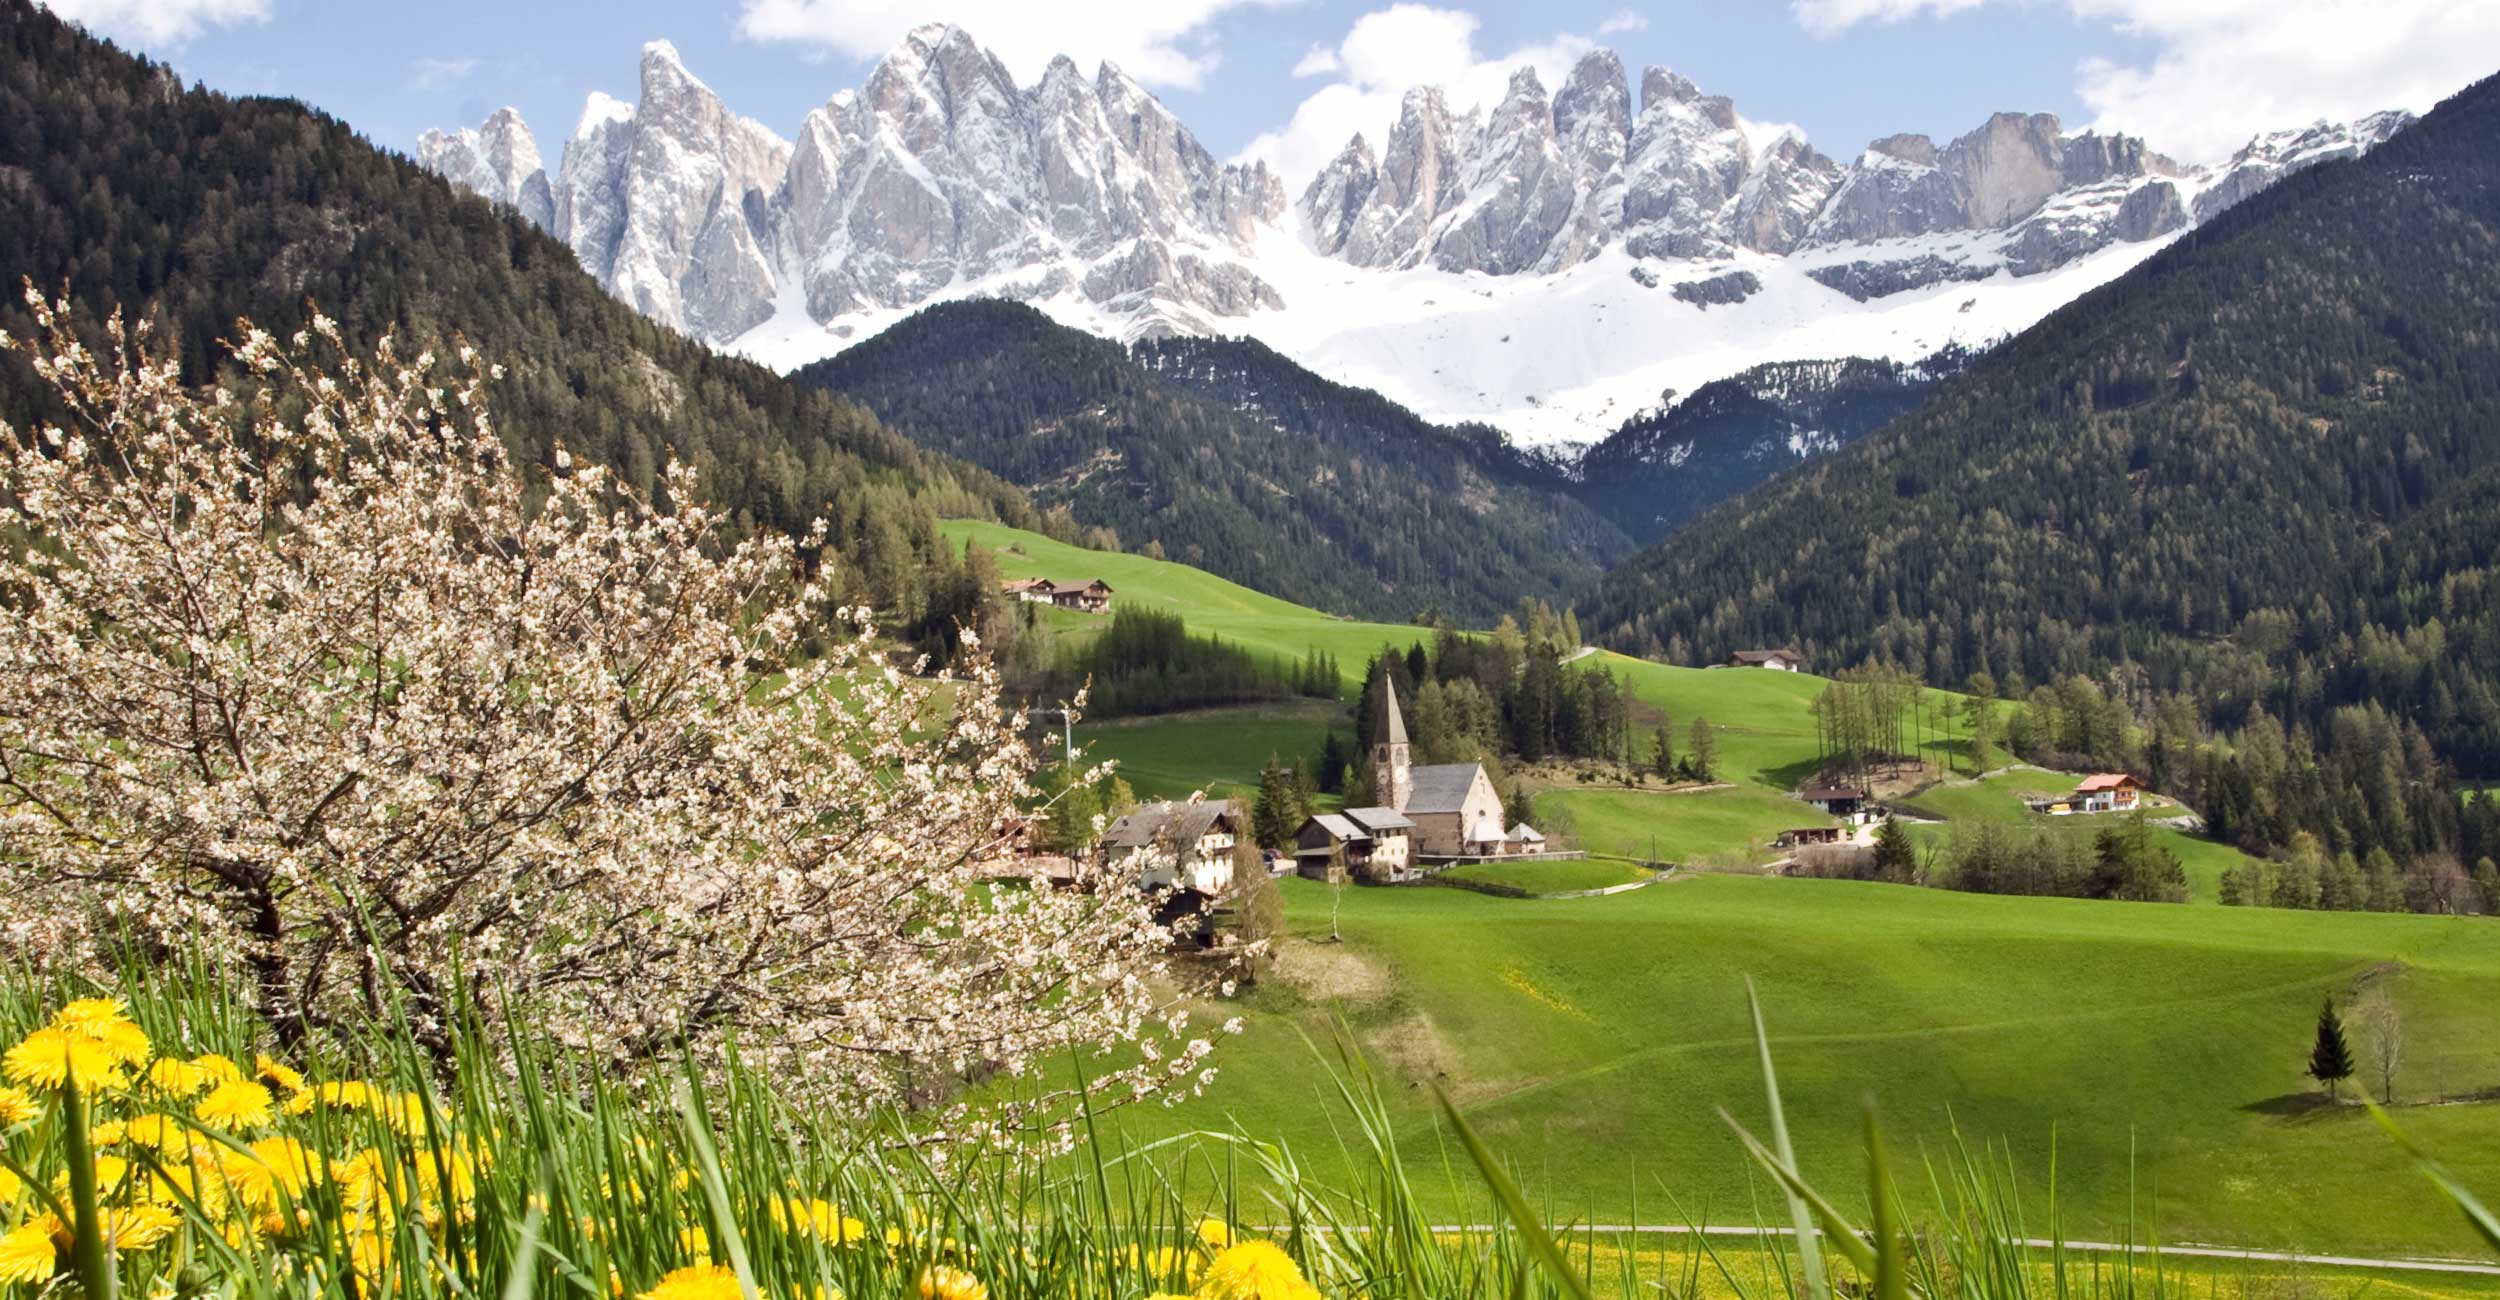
<box><xmin>1872</xmin><ymin>817</ymin><xmax>1917</xmax><ymax>883</ymax></box>
<box><xmin>2308</xmin><ymin>996</ymin><xmax>2357</xmax><ymax>1099</ymax></box>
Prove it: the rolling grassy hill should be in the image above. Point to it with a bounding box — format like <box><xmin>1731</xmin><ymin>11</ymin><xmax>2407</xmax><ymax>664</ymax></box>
<box><xmin>1124</xmin><ymin>873</ymin><xmax>2500</xmax><ymax>1259</ymax></box>
<box><xmin>955</xmin><ymin>518</ymin><xmax>2500</xmax><ymax>1257</ymax></box>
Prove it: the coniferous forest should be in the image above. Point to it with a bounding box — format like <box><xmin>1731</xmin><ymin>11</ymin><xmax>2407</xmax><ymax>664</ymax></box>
<box><xmin>1582</xmin><ymin>71</ymin><xmax>2500</xmax><ymax>802</ymax></box>
<box><xmin>0</xmin><ymin>0</ymin><xmax>1037</xmax><ymax>618</ymax></box>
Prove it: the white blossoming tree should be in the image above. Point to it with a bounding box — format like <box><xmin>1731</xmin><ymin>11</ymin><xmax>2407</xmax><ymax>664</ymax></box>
<box><xmin>0</xmin><ymin>291</ymin><xmax>1221</xmax><ymax>1137</ymax></box>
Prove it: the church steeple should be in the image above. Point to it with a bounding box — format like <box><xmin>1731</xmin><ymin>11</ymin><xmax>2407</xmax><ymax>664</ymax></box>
<box><xmin>1374</xmin><ymin>676</ymin><xmax>1413</xmax><ymax>811</ymax></box>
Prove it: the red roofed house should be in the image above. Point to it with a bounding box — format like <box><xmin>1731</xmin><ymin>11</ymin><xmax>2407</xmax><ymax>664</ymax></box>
<box><xmin>2072</xmin><ymin>773</ymin><xmax>2145</xmax><ymax>813</ymax></box>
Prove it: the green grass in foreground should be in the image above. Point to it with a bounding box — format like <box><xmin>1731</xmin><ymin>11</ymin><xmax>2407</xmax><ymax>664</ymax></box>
<box><xmin>1113</xmin><ymin>871</ymin><xmax>2500</xmax><ymax>1259</ymax></box>
<box><xmin>1438</xmin><ymin>858</ymin><xmax>1654</xmax><ymax>893</ymax></box>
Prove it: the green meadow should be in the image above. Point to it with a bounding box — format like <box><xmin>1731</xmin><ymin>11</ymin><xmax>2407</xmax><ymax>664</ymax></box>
<box><xmin>945</xmin><ymin>523</ymin><xmax>2500</xmax><ymax>1257</ymax></box>
<box><xmin>1125</xmin><ymin>873</ymin><xmax>2500</xmax><ymax>1259</ymax></box>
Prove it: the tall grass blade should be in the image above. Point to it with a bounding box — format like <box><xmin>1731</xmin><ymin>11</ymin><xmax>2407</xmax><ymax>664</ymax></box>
<box><xmin>2368</xmin><ymin>1102</ymin><xmax>2500</xmax><ymax>1255</ymax></box>
<box><xmin>1748</xmin><ymin>977</ymin><xmax>1830</xmax><ymax>1300</ymax></box>
<box><xmin>1431</xmin><ymin>1083</ymin><xmax>1596</xmax><ymax>1300</ymax></box>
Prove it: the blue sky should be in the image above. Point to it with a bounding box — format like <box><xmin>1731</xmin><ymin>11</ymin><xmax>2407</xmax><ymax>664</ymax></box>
<box><xmin>42</xmin><ymin>0</ymin><xmax>2498</xmax><ymax>186</ymax></box>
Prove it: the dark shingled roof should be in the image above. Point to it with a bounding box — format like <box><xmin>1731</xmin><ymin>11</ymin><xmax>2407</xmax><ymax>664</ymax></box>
<box><xmin>1404</xmin><ymin>763</ymin><xmax>1486</xmax><ymax>814</ymax></box>
<box><xmin>1342</xmin><ymin>806</ymin><xmax>1413</xmax><ymax>832</ymax></box>
<box><xmin>1104</xmin><ymin>799</ymin><xmax>1237</xmax><ymax>850</ymax></box>
<box><xmin>1797</xmin><ymin>785</ymin><xmax>1865</xmax><ymax>802</ymax></box>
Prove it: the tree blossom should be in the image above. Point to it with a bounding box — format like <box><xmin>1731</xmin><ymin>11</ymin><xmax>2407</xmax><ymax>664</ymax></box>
<box><xmin>0</xmin><ymin>290</ymin><xmax>1219</xmax><ymax>1140</ymax></box>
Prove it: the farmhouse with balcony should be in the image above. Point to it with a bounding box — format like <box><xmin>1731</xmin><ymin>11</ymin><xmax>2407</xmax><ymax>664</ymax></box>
<box><xmin>1000</xmin><ymin>577</ymin><xmax>1115</xmax><ymax>613</ymax></box>
<box><xmin>1294</xmin><ymin>806</ymin><xmax>1416</xmax><ymax>882</ymax></box>
<box><xmin>1729</xmin><ymin>648</ymin><xmax>1806</xmax><ymax>671</ymax></box>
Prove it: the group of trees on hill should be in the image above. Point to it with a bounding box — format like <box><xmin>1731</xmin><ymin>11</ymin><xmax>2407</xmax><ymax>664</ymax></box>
<box><xmin>1033</xmin><ymin>607</ymin><xmax>1341</xmax><ymax>719</ymax></box>
<box><xmin>1579</xmin><ymin>72</ymin><xmax>2500</xmax><ymax>834</ymax></box>
<box><xmin>0</xmin><ymin>0</ymin><xmax>1036</xmax><ymax>634</ymax></box>
<box><xmin>1793</xmin><ymin>816</ymin><xmax>2188</xmax><ymax>905</ymax></box>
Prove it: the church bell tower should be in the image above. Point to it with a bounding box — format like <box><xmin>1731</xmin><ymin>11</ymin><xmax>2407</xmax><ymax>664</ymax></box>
<box><xmin>1374</xmin><ymin>676</ymin><xmax>1413</xmax><ymax>811</ymax></box>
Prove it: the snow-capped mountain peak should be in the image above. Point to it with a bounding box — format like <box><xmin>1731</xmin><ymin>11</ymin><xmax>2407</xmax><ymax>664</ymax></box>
<box><xmin>417</xmin><ymin>26</ymin><xmax>2412</xmax><ymax>448</ymax></box>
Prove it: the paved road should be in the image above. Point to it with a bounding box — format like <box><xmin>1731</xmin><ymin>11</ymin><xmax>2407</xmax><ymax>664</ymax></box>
<box><xmin>1406</xmin><ymin>1225</ymin><xmax>2500</xmax><ymax>1277</ymax></box>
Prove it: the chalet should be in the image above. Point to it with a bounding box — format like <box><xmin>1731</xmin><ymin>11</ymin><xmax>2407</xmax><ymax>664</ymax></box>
<box><xmin>1100</xmin><ymin>799</ymin><xmax>1241</xmax><ymax>898</ymax></box>
<box><xmin>1294</xmin><ymin>806</ymin><xmax>1416</xmax><ymax>882</ymax></box>
<box><xmin>2071</xmin><ymin>773</ymin><xmax>2145</xmax><ymax>814</ymax></box>
<box><xmin>1797</xmin><ymin>783</ymin><xmax>1870</xmax><ymax>823</ymax></box>
<box><xmin>999</xmin><ymin>578</ymin><xmax>1115</xmax><ymax>612</ymax></box>
<box><xmin>1729</xmin><ymin>648</ymin><xmax>1806</xmax><ymax>672</ymax></box>
<box><xmin>1370</xmin><ymin>679</ymin><xmax>1528</xmax><ymax>858</ymax></box>
<box><xmin>1048</xmin><ymin>579</ymin><xmax>1115</xmax><ymax>613</ymax></box>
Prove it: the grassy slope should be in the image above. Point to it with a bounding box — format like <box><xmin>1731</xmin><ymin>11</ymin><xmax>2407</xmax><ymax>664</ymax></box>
<box><xmin>944</xmin><ymin>519</ymin><xmax>1430</xmax><ymax>690</ymax></box>
<box><xmin>1438</xmin><ymin>858</ymin><xmax>1654</xmax><ymax>892</ymax></box>
<box><xmin>1902</xmin><ymin>769</ymin><xmax>2269</xmax><ymax>903</ymax></box>
<box><xmin>1538</xmin><ymin>785</ymin><xmax>1829</xmax><ymax>865</ymax></box>
<box><xmin>1125</xmin><ymin>873</ymin><xmax>2500</xmax><ymax>1259</ymax></box>
<box><xmin>948</xmin><ymin>523</ymin><xmax>2500</xmax><ymax>1252</ymax></box>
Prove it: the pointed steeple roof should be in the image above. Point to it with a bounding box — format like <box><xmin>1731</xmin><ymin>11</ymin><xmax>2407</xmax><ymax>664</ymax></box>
<box><xmin>1375</xmin><ymin>675</ymin><xmax>1409</xmax><ymax>747</ymax></box>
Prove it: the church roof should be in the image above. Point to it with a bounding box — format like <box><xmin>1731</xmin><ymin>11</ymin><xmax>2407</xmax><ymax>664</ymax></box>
<box><xmin>1375</xmin><ymin>676</ymin><xmax>1409</xmax><ymax>746</ymax></box>
<box><xmin>1404</xmin><ymin>763</ymin><xmax>1487</xmax><ymax>814</ymax></box>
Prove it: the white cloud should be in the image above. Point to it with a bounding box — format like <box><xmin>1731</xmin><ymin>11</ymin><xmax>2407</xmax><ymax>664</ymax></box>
<box><xmin>39</xmin><ymin>0</ymin><xmax>268</xmax><ymax>45</ymax></box>
<box><xmin>1290</xmin><ymin>43</ymin><xmax>1343</xmax><ymax>78</ymax></box>
<box><xmin>1793</xmin><ymin>0</ymin><xmax>2499</xmax><ymax>161</ymax></box>
<box><xmin>1596</xmin><ymin>9</ymin><xmax>1649</xmax><ymax>36</ymax></box>
<box><xmin>409</xmin><ymin>56</ymin><xmax>481</xmax><ymax>90</ymax></box>
<box><xmin>1235</xmin><ymin>4</ymin><xmax>1606</xmax><ymax>190</ymax></box>
<box><xmin>734</xmin><ymin>0</ymin><xmax>1281</xmax><ymax>90</ymax></box>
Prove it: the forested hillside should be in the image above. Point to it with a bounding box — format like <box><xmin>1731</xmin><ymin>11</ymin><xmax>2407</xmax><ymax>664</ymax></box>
<box><xmin>793</xmin><ymin>302</ymin><xmax>1633</xmax><ymax>624</ymax></box>
<box><xmin>0</xmin><ymin>0</ymin><xmax>1034</xmax><ymax>610</ymax></box>
<box><xmin>1583</xmin><ymin>70</ymin><xmax>2500</xmax><ymax>781</ymax></box>
<box><xmin>1574</xmin><ymin>350</ymin><xmax>1970</xmax><ymax>543</ymax></box>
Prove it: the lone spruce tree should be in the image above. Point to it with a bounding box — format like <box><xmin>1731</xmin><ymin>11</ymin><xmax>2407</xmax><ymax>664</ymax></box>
<box><xmin>2308</xmin><ymin>995</ymin><xmax>2356</xmax><ymax>1099</ymax></box>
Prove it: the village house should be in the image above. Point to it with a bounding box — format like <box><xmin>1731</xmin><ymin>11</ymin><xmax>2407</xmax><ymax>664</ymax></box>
<box><xmin>1797</xmin><ymin>783</ymin><xmax>1872</xmax><ymax>824</ymax></box>
<box><xmin>1100</xmin><ymin>799</ymin><xmax>1241</xmax><ymax>897</ymax></box>
<box><xmin>999</xmin><ymin>577</ymin><xmax>1115</xmax><ymax>613</ymax></box>
<box><xmin>1099</xmin><ymin>798</ymin><xmax>1244</xmax><ymax>946</ymax></box>
<box><xmin>1294</xmin><ymin>806</ymin><xmax>1415</xmax><ymax>882</ymax></box>
<box><xmin>1729</xmin><ymin>648</ymin><xmax>1807</xmax><ymax>671</ymax></box>
<box><xmin>1365</xmin><ymin>679</ymin><xmax>1524</xmax><ymax>859</ymax></box>
<box><xmin>2031</xmin><ymin>773</ymin><xmax>2147</xmax><ymax>816</ymax></box>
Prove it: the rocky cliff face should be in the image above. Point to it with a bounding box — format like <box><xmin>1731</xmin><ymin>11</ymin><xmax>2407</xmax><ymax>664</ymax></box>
<box><xmin>421</xmin><ymin>24</ymin><xmax>1278</xmax><ymax>345</ymax></box>
<box><xmin>415</xmin><ymin>25</ymin><xmax>2411</xmax><ymax>377</ymax></box>
<box><xmin>416</xmin><ymin>107</ymin><xmax>553</xmax><ymax>231</ymax></box>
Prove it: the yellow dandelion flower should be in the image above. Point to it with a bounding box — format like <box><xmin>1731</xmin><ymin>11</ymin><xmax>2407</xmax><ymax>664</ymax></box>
<box><xmin>51</xmin><ymin>998</ymin><xmax>130</xmax><ymax>1030</ymax></box>
<box><xmin>284</xmin><ymin>1079</ymin><xmax>373</xmax><ymax>1116</ymax></box>
<box><xmin>377</xmin><ymin>1092</ymin><xmax>431</xmax><ymax>1134</ymax></box>
<box><xmin>195</xmin><ymin>1078</ymin><xmax>275</xmax><ymax>1131</ymax></box>
<box><xmin>0</xmin><ymin>1165</ymin><xmax>21</xmax><ymax>1207</ymax></box>
<box><xmin>640</xmin><ymin>1263</ymin><xmax>742</xmax><ymax>1300</ymax></box>
<box><xmin>4</xmin><ymin>1027</ymin><xmax>129</xmax><ymax>1091</ymax></box>
<box><xmin>98</xmin><ymin>1203</ymin><xmax>180</xmax><ymax>1251</ymax></box>
<box><xmin>677</xmin><ymin>1225</ymin><xmax>710</xmax><ymax>1256</ymax></box>
<box><xmin>118</xmin><ymin>1113</ymin><xmax>198</xmax><ymax>1155</ymax></box>
<box><xmin>145</xmin><ymin>1058</ymin><xmax>213</xmax><ymax>1098</ymax></box>
<box><xmin>1194</xmin><ymin>1241</ymin><xmax>1319</xmax><ymax>1300</ymax></box>
<box><xmin>917</xmin><ymin>1265</ymin><xmax>987</xmax><ymax>1300</ymax></box>
<box><xmin>0</xmin><ymin>1218</ymin><xmax>61</xmax><ymax>1284</ymax></box>
<box><xmin>0</xmin><ymin>1085</ymin><xmax>37</xmax><ymax>1125</ymax></box>
<box><xmin>253</xmin><ymin>1054</ymin><xmax>306</xmax><ymax>1096</ymax></box>
<box><xmin>82</xmin><ymin>1020</ymin><xmax>152</xmax><ymax>1070</ymax></box>
<box><xmin>773</xmin><ymin>1198</ymin><xmax>865</xmax><ymax>1245</ymax></box>
<box><xmin>91</xmin><ymin>1118</ymin><xmax>129</xmax><ymax>1145</ymax></box>
<box><xmin>1196</xmin><ymin>1217</ymin><xmax>1234</xmax><ymax>1251</ymax></box>
<box><xmin>224</xmin><ymin>1136</ymin><xmax>324</xmax><ymax>1209</ymax></box>
<box><xmin>191</xmin><ymin>1054</ymin><xmax>247</xmax><ymax>1085</ymax></box>
<box><xmin>1139</xmin><ymin>1245</ymin><xmax>1199</xmax><ymax>1286</ymax></box>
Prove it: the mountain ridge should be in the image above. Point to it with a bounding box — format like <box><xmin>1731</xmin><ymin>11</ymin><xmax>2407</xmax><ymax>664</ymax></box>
<box><xmin>415</xmin><ymin>24</ymin><xmax>2410</xmax><ymax>447</ymax></box>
